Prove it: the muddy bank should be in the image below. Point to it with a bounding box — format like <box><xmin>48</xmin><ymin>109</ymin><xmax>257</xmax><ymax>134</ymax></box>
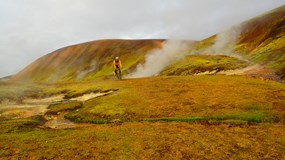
<box><xmin>0</xmin><ymin>94</ymin><xmax>64</xmax><ymax>120</ymax></box>
<box><xmin>70</xmin><ymin>91</ymin><xmax>114</xmax><ymax>101</ymax></box>
<box><xmin>0</xmin><ymin>90</ymin><xmax>116</xmax><ymax>128</ymax></box>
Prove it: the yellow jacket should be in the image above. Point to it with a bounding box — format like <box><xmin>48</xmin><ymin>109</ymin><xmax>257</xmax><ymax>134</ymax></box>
<box><xmin>113</xmin><ymin>60</ymin><xmax>122</xmax><ymax>69</ymax></box>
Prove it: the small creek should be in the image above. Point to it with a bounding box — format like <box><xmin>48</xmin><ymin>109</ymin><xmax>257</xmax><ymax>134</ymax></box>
<box><xmin>0</xmin><ymin>91</ymin><xmax>114</xmax><ymax>129</ymax></box>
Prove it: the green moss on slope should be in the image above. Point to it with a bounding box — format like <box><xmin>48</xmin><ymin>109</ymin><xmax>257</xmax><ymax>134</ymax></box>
<box><xmin>160</xmin><ymin>55</ymin><xmax>249</xmax><ymax>76</ymax></box>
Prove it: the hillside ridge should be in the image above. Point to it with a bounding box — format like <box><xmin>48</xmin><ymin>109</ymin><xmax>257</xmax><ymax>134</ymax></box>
<box><xmin>11</xmin><ymin>39</ymin><xmax>165</xmax><ymax>82</ymax></box>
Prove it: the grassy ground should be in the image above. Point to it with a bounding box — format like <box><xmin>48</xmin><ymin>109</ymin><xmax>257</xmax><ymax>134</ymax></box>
<box><xmin>60</xmin><ymin>75</ymin><xmax>285</xmax><ymax>124</ymax></box>
<box><xmin>2</xmin><ymin>75</ymin><xmax>285</xmax><ymax>123</ymax></box>
<box><xmin>1</xmin><ymin>75</ymin><xmax>285</xmax><ymax>159</ymax></box>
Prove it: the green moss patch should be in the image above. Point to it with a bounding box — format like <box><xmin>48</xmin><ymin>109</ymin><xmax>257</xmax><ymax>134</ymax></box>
<box><xmin>160</xmin><ymin>55</ymin><xmax>249</xmax><ymax>76</ymax></box>
<box><xmin>46</xmin><ymin>101</ymin><xmax>83</xmax><ymax>115</ymax></box>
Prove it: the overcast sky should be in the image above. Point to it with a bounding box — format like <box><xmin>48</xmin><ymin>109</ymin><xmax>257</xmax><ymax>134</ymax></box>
<box><xmin>0</xmin><ymin>0</ymin><xmax>285</xmax><ymax>77</ymax></box>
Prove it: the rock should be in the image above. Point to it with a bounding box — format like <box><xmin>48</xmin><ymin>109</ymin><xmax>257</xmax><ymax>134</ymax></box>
<box><xmin>49</xmin><ymin>126</ymin><xmax>57</xmax><ymax>129</ymax></box>
<box><xmin>111</xmin><ymin>119</ymin><xmax>122</xmax><ymax>123</ymax></box>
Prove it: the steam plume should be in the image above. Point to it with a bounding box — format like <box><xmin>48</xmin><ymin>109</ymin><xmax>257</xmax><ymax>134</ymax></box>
<box><xmin>201</xmin><ymin>25</ymin><xmax>250</xmax><ymax>62</ymax></box>
<box><xmin>128</xmin><ymin>25</ymin><xmax>246</xmax><ymax>78</ymax></box>
<box><xmin>204</xmin><ymin>25</ymin><xmax>243</xmax><ymax>55</ymax></box>
<box><xmin>128</xmin><ymin>40</ymin><xmax>193</xmax><ymax>78</ymax></box>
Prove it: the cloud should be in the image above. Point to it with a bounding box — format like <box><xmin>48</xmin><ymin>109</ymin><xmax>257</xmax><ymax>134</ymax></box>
<box><xmin>0</xmin><ymin>0</ymin><xmax>284</xmax><ymax>77</ymax></box>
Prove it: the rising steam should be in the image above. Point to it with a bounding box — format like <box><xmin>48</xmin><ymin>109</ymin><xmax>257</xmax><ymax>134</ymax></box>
<box><xmin>203</xmin><ymin>25</ymin><xmax>243</xmax><ymax>55</ymax></box>
<box><xmin>128</xmin><ymin>25</ymin><xmax>246</xmax><ymax>78</ymax></box>
<box><xmin>128</xmin><ymin>40</ymin><xmax>193</xmax><ymax>78</ymax></box>
<box><xmin>207</xmin><ymin>25</ymin><xmax>249</xmax><ymax>62</ymax></box>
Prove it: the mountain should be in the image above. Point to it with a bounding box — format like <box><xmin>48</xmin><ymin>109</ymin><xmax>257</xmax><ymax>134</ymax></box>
<box><xmin>11</xmin><ymin>39</ymin><xmax>164</xmax><ymax>82</ymax></box>
<box><xmin>197</xmin><ymin>5</ymin><xmax>285</xmax><ymax>79</ymax></box>
<box><xmin>238</xmin><ymin>5</ymin><xmax>285</xmax><ymax>79</ymax></box>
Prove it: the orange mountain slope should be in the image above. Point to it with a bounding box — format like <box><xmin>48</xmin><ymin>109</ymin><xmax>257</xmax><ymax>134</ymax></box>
<box><xmin>11</xmin><ymin>39</ymin><xmax>164</xmax><ymax>82</ymax></box>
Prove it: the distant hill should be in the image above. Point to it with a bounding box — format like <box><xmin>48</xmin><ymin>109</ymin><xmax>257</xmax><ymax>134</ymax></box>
<box><xmin>197</xmin><ymin>5</ymin><xmax>285</xmax><ymax>79</ymax></box>
<box><xmin>0</xmin><ymin>75</ymin><xmax>12</xmax><ymax>82</ymax></box>
<box><xmin>11</xmin><ymin>39</ymin><xmax>164</xmax><ymax>82</ymax></box>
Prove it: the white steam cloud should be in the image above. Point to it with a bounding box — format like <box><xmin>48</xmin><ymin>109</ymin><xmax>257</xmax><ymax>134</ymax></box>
<box><xmin>128</xmin><ymin>40</ymin><xmax>193</xmax><ymax>78</ymax></box>
<box><xmin>128</xmin><ymin>25</ymin><xmax>246</xmax><ymax>79</ymax></box>
<box><xmin>204</xmin><ymin>25</ymin><xmax>243</xmax><ymax>55</ymax></box>
<box><xmin>200</xmin><ymin>25</ymin><xmax>250</xmax><ymax>62</ymax></box>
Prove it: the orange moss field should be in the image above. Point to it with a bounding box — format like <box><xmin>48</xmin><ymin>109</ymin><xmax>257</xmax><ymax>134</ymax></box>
<box><xmin>0</xmin><ymin>122</ymin><xmax>284</xmax><ymax>159</ymax></box>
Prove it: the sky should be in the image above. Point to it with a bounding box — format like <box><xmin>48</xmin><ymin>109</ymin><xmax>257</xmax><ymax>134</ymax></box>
<box><xmin>0</xmin><ymin>0</ymin><xmax>285</xmax><ymax>77</ymax></box>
